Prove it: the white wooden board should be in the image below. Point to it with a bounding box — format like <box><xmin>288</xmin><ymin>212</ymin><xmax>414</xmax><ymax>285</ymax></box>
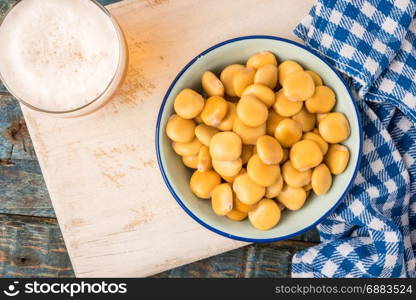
<box><xmin>21</xmin><ymin>0</ymin><xmax>314</xmax><ymax>277</ymax></box>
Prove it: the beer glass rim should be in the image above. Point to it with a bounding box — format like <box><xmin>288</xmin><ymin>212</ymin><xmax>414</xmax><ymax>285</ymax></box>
<box><xmin>0</xmin><ymin>0</ymin><xmax>125</xmax><ymax>115</ymax></box>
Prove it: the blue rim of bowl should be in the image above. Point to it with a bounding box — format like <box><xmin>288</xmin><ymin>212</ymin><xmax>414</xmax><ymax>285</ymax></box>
<box><xmin>155</xmin><ymin>35</ymin><xmax>363</xmax><ymax>243</ymax></box>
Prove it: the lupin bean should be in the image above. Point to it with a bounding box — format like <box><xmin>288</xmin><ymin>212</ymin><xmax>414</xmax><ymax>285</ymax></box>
<box><xmin>212</xmin><ymin>158</ymin><xmax>243</xmax><ymax>177</ymax></box>
<box><xmin>256</xmin><ymin>135</ymin><xmax>283</xmax><ymax>165</ymax></box>
<box><xmin>172</xmin><ymin>138</ymin><xmax>203</xmax><ymax>156</ymax></box>
<box><xmin>174</xmin><ymin>88</ymin><xmax>205</xmax><ymax>119</ymax></box>
<box><xmin>234</xmin><ymin>195</ymin><xmax>255</xmax><ymax>213</ymax></box>
<box><xmin>282</xmin><ymin>161</ymin><xmax>312</xmax><ymax>188</ymax></box>
<box><xmin>233</xmin><ymin>173</ymin><xmax>265</xmax><ymax>205</ymax></box>
<box><xmin>274</xmin><ymin>118</ymin><xmax>302</xmax><ymax>148</ymax></box>
<box><xmin>289</xmin><ymin>140</ymin><xmax>323</xmax><ymax>171</ymax></box>
<box><xmin>277</xmin><ymin>185</ymin><xmax>307</xmax><ymax>210</ymax></box>
<box><xmin>267</xmin><ymin>110</ymin><xmax>285</xmax><ymax>135</ymax></box>
<box><xmin>325</xmin><ymin>144</ymin><xmax>350</xmax><ymax>175</ymax></box>
<box><xmin>233</xmin><ymin>117</ymin><xmax>266</xmax><ymax>145</ymax></box>
<box><xmin>182</xmin><ymin>154</ymin><xmax>198</xmax><ymax>169</ymax></box>
<box><xmin>278</xmin><ymin>60</ymin><xmax>303</xmax><ymax>86</ymax></box>
<box><xmin>242</xmin><ymin>84</ymin><xmax>276</xmax><ymax>108</ymax></box>
<box><xmin>198</xmin><ymin>146</ymin><xmax>212</xmax><ymax>171</ymax></box>
<box><xmin>254</xmin><ymin>64</ymin><xmax>278</xmax><ymax>89</ymax></box>
<box><xmin>273</xmin><ymin>90</ymin><xmax>303</xmax><ymax>117</ymax></box>
<box><xmin>247</xmin><ymin>154</ymin><xmax>280</xmax><ymax>187</ymax></box>
<box><xmin>221</xmin><ymin>168</ymin><xmax>246</xmax><ymax>184</ymax></box>
<box><xmin>220</xmin><ymin>64</ymin><xmax>245</xmax><ymax>97</ymax></box>
<box><xmin>311</xmin><ymin>164</ymin><xmax>332</xmax><ymax>195</ymax></box>
<box><xmin>319</xmin><ymin>112</ymin><xmax>350</xmax><ymax>143</ymax></box>
<box><xmin>265</xmin><ymin>175</ymin><xmax>284</xmax><ymax>198</ymax></box>
<box><xmin>195</xmin><ymin>124</ymin><xmax>219</xmax><ymax>146</ymax></box>
<box><xmin>305</xmin><ymin>70</ymin><xmax>323</xmax><ymax>86</ymax></box>
<box><xmin>166</xmin><ymin>114</ymin><xmax>195</xmax><ymax>143</ymax></box>
<box><xmin>247</xmin><ymin>51</ymin><xmax>277</xmax><ymax>70</ymax></box>
<box><xmin>237</xmin><ymin>95</ymin><xmax>269</xmax><ymax>127</ymax></box>
<box><xmin>226</xmin><ymin>209</ymin><xmax>248</xmax><ymax>221</ymax></box>
<box><xmin>217</xmin><ymin>102</ymin><xmax>237</xmax><ymax>131</ymax></box>
<box><xmin>200</xmin><ymin>95</ymin><xmax>228</xmax><ymax>127</ymax></box>
<box><xmin>303</xmin><ymin>132</ymin><xmax>328</xmax><ymax>155</ymax></box>
<box><xmin>202</xmin><ymin>71</ymin><xmax>224</xmax><ymax>97</ymax></box>
<box><xmin>305</xmin><ymin>86</ymin><xmax>336</xmax><ymax>113</ymax></box>
<box><xmin>283</xmin><ymin>71</ymin><xmax>315</xmax><ymax>102</ymax></box>
<box><xmin>209</xmin><ymin>131</ymin><xmax>242</xmax><ymax>161</ymax></box>
<box><xmin>291</xmin><ymin>107</ymin><xmax>316</xmax><ymax>132</ymax></box>
<box><xmin>248</xmin><ymin>198</ymin><xmax>281</xmax><ymax>230</ymax></box>
<box><xmin>211</xmin><ymin>183</ymin><xmax>233</xmax><ymax>215</ymax></box>
<box><xmin>233</xmin><ymin>67</ymin><xmax>255</xmax><ymax>97</ymax></box>
<box><xmin>190</xmin><ymin>170</ymin><xmax>221</xmax><ymax>199</ymax></box>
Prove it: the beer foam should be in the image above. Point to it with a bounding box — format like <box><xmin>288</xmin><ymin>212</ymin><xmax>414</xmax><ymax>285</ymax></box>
<box><xmin>0</xmin><ymin>0</ymin><xmax>120</xmax><ymax>111</ymax></box>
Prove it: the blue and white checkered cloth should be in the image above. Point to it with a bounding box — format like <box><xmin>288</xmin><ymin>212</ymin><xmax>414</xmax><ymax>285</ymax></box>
<box><xmin>291</xmin><ymin>0</ymin><xmax>416</xmax><ymax>278</ymax></box>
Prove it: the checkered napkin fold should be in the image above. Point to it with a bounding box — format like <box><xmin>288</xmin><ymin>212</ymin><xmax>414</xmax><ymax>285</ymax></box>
<box><xmin>291</xmin><ymin>0</ymin><xmax>416</xmax><ymax>277</ymax></box>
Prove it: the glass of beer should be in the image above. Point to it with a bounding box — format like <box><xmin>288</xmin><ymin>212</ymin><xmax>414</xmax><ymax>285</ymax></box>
<box><xmin>0</xmin><ymin>0</ymin><xmax>128</xmax><ymax>117</ymax></box>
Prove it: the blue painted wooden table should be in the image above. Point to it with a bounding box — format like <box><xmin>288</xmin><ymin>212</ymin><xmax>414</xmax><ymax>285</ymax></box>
<box><xmin>0</xmin><ymin>0</ymin><xmax>320</xmax><ymax>277</ymax></box>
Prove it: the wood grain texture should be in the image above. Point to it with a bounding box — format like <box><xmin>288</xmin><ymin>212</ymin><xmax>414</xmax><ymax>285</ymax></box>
<box><xmin>0</xmin><ymin>95</ymin><xmax>54</xmax><ymax>217</ymax></box>
<box><xmin>0</xmin><ymin>0</ymin><xmax>17</xmax><ymax>93</ymax></box>
<box><xmin>0</xmin><ymin>93</ymin><xmax>319</xmax><ymax>277</ymax></box>
<box><xmin>0</xmin><ymin>0</ymin><xmax>320</xmax><ymax>278</ymax></box>
<box><xmin>155</xmin><ymin>241</ymin><xmax>316</xmax><ymax>278</ymax></box>
<box><xmin>0</xmin><ymin>214</ymin><xmax>73</xmax><ymax>277</ymax></box>
<box><xmin>0</xmin><ymin>211</ymin><xmax>317</xmax><ymax>278</ymax></box>
<box><xmin>17</xmin><ymin>0</ymin><xmax>316</xmax><ymax>277</ymax></box>
<box><xmin>0</xmin><ymin>95</ymin><xmax>34</xmax><ymax>161</ymax></box>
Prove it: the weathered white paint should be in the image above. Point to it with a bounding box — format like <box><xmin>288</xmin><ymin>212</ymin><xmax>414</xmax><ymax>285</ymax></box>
<box><xmin>21</xmin><ymin>0</ymin><xmax>314</xmax><ymax>277</ymax></box>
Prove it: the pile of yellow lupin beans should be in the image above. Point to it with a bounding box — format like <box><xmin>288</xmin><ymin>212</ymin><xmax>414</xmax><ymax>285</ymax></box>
<box><xmin>166</xmin><ymin>51</ymin><xmax>351</xmax><ymax>231</ymax></box>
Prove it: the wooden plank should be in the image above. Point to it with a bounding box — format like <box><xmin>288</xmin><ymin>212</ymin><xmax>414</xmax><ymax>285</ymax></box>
<box><xmin>0</xmin><ymin>0</ymin><xmax>17</xmax><ymax>24</ymax></box>
<box><xmin>242</xmin><ymin>241</ymin><xmax>313</xmax><ymax>278</ymax></box>
<box><xmin>0</xmin><ymin>0</ymin><xmax>319</xmax><ymax>277</ymax></box>
<box><xmin>0</xmin><ymin>214</ymin><xmax>74</xmax><ymax>277</ymax></box>
<box><xmin>0</xmin><ymin>95</ymin><xmax>54</xmax><ymax>217</ymax></box>
<box><xmin>291</xmin><ymin>228</ymin><xmax>320</xmax><ymax>243</ymax></box>
<box><xmin>99</xmin><ymin>0</ymin><xmax>120</xmax><ymax>5</ymax></box>
<box><xmin>0</xmin><ymin>78</ymin><xmax>322</xmax><ymax>275</ymax></box>
<box><xmin>18</xmin><ymin>0</ymin><xmax>315</xmax><ymax>277</ymax></box>
<box><xmin>154</xmin><ymin>241</ymin><xmax>317</xmax><ymax>278</ymax></box>
<box><xmin>0</xmin><ymin>212</ymin><xmax>318</xmax><ymax>277</ymax></box>
<box><xmin>154</xmin><ymin>247</ymin><xmax>249</xmax><ymax>278</ymax></box>
<box><xmin>0</xmin><ymin>160</ymin><xmax>54</xmax><ymax>217</ymax></box>
<box><xmin>0</xmin><ymin>213</ymin><xmax>317</xmax><ymax>278</ymax></box>
<box><xmin>0</xmin><ymin>83</ymin><xmax>6</xmax><ymax>94</ymax></box>
<box><xmin>0</xmin><ymin>95</ymin><xmax>36</xmax><ymax>162</ymax></box>
<box><xmin>0</xmin><ymin>0</ymin><xmax>17</xmax><ymax>93</ymax></box>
